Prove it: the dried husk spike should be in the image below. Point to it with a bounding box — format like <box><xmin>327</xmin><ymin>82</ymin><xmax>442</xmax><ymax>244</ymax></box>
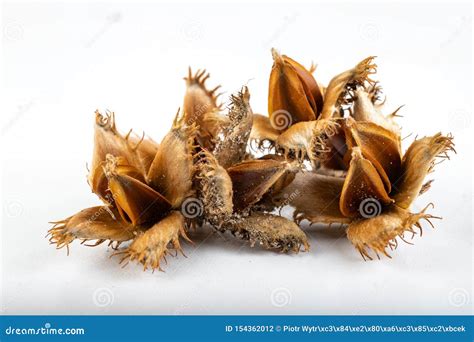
<box><xmin>392</xmin><ymin>133</ymin><xmax>455</xmax><ymax>209</ymax></box>
<box><xmin>268</xmin><ymin>48</ymin><xmax>322</xmax><ymax>127</ymax></box>
<box><xmin>276</xmin><ymin>119</ymin><xmax>340</xmax><ymax>162</ymax></box>
<box><xmin>339</xmin><ymin>147</ymin><xmax>394</xmax><ymax>218</ymax></box>
<box><xmin>346</xmin><ymin>204</ymin><xmax>440</xmax><ymax>260</ymax></box>
<box><xmin>226</xmin><ymin>158</ymin><xmax>294</xmax><ymax>213</ymax></box>
<box><xmin>89</xmin><ymin>111</ymin><xmax>158</xmax><ymax>202</ymax></box>
<box><xmin>183</xmin><ymin>68</ymin><xmax>227</xmax><ymax>149</ymax></box>
<box><xmin>47</xmin><ymin>206</ymin><xmax>143</xmax><ymax>254</ymax></box>
<box><xmin>104</xmin><ymin>154</ymin><xmax>172</xmax><ymax>226</ymax></box>
<box><xmin>271</xmin><ymin>172</ymin><xmax>350</xmax><ymax>225</ymax></box>
<box><xmin>221</xmin><ymin>212</ymin><xmax>309</xmax><ymax>253</ymax></box>
<box><xmin>193</xmin><ymin>146</ymin><xmax>233</xmax><ymax>226</ymax></box>
<box><xmin>114</xmin><ymin>211</ymin><xmax>192</xmax><ymax>272</ymax></box>
<box><xmin>319</xmin><ymin>56</ymin><xmax>377</xmax><ymax>120</ymax></box>
<box><xmin>147</xmin><ymin>111</ymin><xmax>197</xmax><ymax>208</ymax></box>
<box><xmin>352</xmin><ymin>86</ymin><xmax>401</xmax><ymax>135</ymax></box>
<box><xmin>213</xmin><ymin>86</ymin><xmax>253</xmax><ymax>168</ymax></box>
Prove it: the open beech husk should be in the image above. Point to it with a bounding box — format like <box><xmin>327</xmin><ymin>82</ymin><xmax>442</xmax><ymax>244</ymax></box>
<box><xmin>48</xmin><ymin>50</ymin><xmax>455</xmax><ymax>271</ymax></box>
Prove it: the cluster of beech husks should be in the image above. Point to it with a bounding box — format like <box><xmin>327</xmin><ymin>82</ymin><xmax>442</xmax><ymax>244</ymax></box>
<box><xmin>48</xmin><ymin>49</ymin><xmax>455</xmax><ymax>270</ymax></box>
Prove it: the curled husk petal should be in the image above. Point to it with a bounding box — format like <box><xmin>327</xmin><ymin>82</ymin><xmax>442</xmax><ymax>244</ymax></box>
<box><xmin>213</xmin><ymin>87</ymin><xmax>253</xmax><ymax>168</ymax></box>
<box><xmin>339</xmin><ymin>147</ymin><xmax>394</xmax><ymax>218</ymax></box>
<box><xmin>352</xmin><ymin>86</ymin><xmax>401</xmax><ymax>135</ymax></box>
<box><xmin>393</xmin><ymin>133</ymin><xmax>455</xmax><ymax>209</ymax></box>
<box><xmin>346</xmin><ymin>204</ymin><xmax>440</xmax><ymax>260</ymax></box>
<box><xmin>319</xmin><ymin>56</ymin><xmax>377</xmax><ymax>119</ymax></box>
<box><xmin>115</xmin><ymin>211</ymin><xmax>192</xmax><ymax>272</ymax></box>
<box><xmin>221</xmin><ymin>212</ymin><xmax>309</xmax><ymax>253</ymax></box>
<box><xmin>249</xmin><ymin>114</ymin><xmax>280</xmax><ymax>149</ymax></box>
<box><xmin>183</xmin><ymin>68</ymin><xmax>226</xmax><ymax>149</ymax></box>
<box><xmin>268</xmin><ymin>49</ymin><xmax>322</xmax><ymax>126</ymax></box>
<box><xmin>48</xmin><ymin>206</ymin><xmax>142</xmax><ymax>252</ymax></box>
<box><xmin>147</xmin><ymin>112</ymin><xmax>197</xmax><ymax>207</ymax></box>
<box><xmin>276</xmin><ymin>119</ymin><xmax>340</xmax><ymax>162</ymax></box>
<box><xmin>104</xmin><ymin>155</ymin><xmax>172</xmax><ymax>226</ymax></box>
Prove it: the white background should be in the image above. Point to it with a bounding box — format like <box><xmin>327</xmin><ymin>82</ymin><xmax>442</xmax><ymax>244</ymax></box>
<box><xmin>1</xmin><ymin>0</ymin><xmax>472</xmax><ymax>314</ymax></box>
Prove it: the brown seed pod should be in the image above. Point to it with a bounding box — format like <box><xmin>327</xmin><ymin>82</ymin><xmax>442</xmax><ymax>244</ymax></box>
<box><xmin>213</xmin><ymin>86</ymin><xmax>253</xmax><ymax>168</ymax></box>
<box><xmin>268</xmin><ymin>48</ymin><xmax>323</xmax><ymax>126</ymax></box>
<box><xmin>339</xmin><ymin>147</ymin><xmax>394</xmax><ymax>218</ymax></box>
<box><xmin>104</xmin><ymin>154</ymin><xmax>172</xmax><ymax>226</ymax></box>
<box><xmin>271</xmin><ymin>172</ymin><xmax>350</xmax><ymax>225</ymax></box>
<box><xmin>227</xmin><ymin>158</ymin><xmax>294</xmax><ymax>213</ymax></box>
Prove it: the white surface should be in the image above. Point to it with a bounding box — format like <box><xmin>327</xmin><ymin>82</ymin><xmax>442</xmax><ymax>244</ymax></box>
<box><xmin>1</xmin><ymin>1</ymin><xmax>472</xmax><ymax>314</ymax></box>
